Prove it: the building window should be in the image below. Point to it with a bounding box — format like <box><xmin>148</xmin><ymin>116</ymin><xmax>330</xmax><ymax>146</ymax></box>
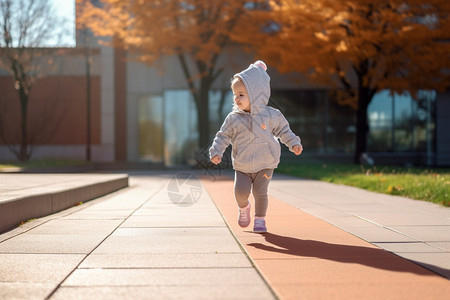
<box><xmin>271</xmin><ymin>90</ymin><xmax>325</xmax><ymax>153</ymax></box>
<box><xmin>271</xmin><ymin>89</ymin><xmax>355</xmax><ymax>154</ymax></box>
<box><xmin>413</xmin><ymin>90</ymin><xmax>436</xmax><ymax>153</ymax></box>
<box><xmin>368</xmin><ymin>90</ymin><xmax>436</xmax><ymax>153</ymax></box>
<box><xmin>368</xmin><ymin>90</ymin><xmax>393</xmax><ymax>151</ymax></box>
<box><xmin>163</xmin><ymin>90</ymin><xmax>198</xmax><ymax>166</ymax></box>
<box><xmin>138</xmin><ymin>88</ymin><xmax>436</xmax><ymax>166</ymax></box>
<box><xmin>394</xmin><ymin>92</ymin><xmax>414</xmax><ymax>151</ymax></box>
<box><xmin>327</xmin><ymin>96</ymin><xmax>356</xmax><ymax>153</ymax></box>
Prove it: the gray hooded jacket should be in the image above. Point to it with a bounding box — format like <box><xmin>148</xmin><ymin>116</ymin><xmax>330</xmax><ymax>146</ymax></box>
<box><xmin>209</xmin><ymin>61</ymin><xmax>302</xmax><ymax>173</ymax></box>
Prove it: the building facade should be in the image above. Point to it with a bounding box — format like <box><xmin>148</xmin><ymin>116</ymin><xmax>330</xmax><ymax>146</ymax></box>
<box><xmin>1</xmin><ymin>42</ymin><xmax>449</xmax><ymax>166</ymax></box>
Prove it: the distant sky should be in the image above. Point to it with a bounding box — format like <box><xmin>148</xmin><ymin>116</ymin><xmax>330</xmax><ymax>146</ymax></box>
<box><xmin>51</xmin><ymin>0</ymin><xmax>76</xmax><ymax>47</ymax></box>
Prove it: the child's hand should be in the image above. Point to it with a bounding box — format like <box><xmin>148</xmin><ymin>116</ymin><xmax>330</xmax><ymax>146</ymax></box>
<box><xmin>292</xmin><ymin>145</ymin><xmax>303</xmax><ymax>155</ymax></box>
<box><xmin>211</xmin><ymin>155</ymin><xmax>222</xmax><ymax>165</ymax></box>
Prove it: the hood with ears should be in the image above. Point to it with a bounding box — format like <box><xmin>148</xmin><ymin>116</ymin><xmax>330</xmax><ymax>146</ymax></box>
<box><xmin>234</xmin><ymin>60</ymin><xmax>270</xmax><ymax>115</ymax></box>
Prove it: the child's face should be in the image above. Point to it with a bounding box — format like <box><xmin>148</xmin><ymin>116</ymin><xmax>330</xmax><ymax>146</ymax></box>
<box><xmin>231</xmin><ymin>79</ymin><xmax>250</xmax><ymax>112</ymax></box>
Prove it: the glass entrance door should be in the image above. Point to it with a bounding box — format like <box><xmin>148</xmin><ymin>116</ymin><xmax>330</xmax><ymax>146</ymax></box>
<box><xmin>138</xmin><ymin>95</ymin><xmax>164</xmax><ymax>163</ymax></box>
<box><xmin>138</xmin><ymin>91</ymin><xmax>198</xmax><ymax>166</ymax></box>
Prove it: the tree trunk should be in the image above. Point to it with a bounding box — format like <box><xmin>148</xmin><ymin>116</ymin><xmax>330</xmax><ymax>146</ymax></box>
<box><xmin>197</xmin><ymin>79</ymin><xmax>210</xmax><ymax>149</ymax></box>
<box><xmin>177</xmin><ymin>55</ymin><xmax>212</xmax><ymax>150</ymax></box>
<box><xmin>354</xmin><ymin>86</ymin><xmax>370</xmax><ymax>164</ymax></box>
<box><xmin>18</xmin><ymin>88</ymin><xmax>30</xmax><ymax>161</ymax></box>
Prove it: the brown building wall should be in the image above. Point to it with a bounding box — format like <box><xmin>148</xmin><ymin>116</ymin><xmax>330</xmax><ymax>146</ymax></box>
<box><xmin>0</xmin><ymin>76</ymin><xmax>101</xmax><ymax>145</ymax></box>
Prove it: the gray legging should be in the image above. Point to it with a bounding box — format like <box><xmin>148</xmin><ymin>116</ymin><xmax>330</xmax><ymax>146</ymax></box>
<box><xmin>234</xmin><ymin>169</ymin><xmax>274</xmax><ymax>217</ymax></box>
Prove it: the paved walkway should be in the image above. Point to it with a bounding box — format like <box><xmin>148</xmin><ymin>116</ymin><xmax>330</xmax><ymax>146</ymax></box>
<box><xmin>0</xmin><ymin>171</ymin><xmax>274</xmax><ymax>300</ymax></box>
<box><xmin>269</xmin><ymin>174</ymin><xmax>450</xmax><ymax>279</ymax></box>
<box><xmin>203</xmin><ymin>172</ymin><xmax>450</xmax><ymax>299</ymax></box>
<box><xmin>0</xmin><ymin>170</ymin><xmax>449</xmax><ymax>299</ymax></box>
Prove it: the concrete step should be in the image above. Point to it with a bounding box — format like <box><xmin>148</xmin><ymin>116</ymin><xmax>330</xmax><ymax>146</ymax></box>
<box><xmin>0</xmin><ymin>174</ymin><xmax>129</xmax><ymax>234</ymax></box>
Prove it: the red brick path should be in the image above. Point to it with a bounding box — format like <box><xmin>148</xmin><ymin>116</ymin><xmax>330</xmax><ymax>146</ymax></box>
<box><xmin>202</xmin><ymin>176</ymin><xmax>450</xmax><ymax>300</ymax></box>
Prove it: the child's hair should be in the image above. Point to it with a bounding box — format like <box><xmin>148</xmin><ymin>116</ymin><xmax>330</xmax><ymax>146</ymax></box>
<box><xmin>230</xmin><ymin>76</ymin><xmax>241</xmax><ymax>86</ymax></box>
<box><xmin>230</xmin><ymin>76</ymin><xmax>241</xmax><ymax>111</ymax></box>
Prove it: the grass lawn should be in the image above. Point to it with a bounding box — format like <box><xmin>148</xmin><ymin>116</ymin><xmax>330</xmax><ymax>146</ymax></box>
<box><xmin>276</xmin><ymin>160</ymin><xmax>450</xmax><ymax>207</ymax></box>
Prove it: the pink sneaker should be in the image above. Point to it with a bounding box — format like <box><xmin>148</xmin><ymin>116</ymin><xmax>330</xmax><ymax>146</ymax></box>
<box><xmin>238</xmin><ymin>202</ymin><xmax>251</xmax><ymax>227</ymax></box>
<box><xmin>253</xmin><ymin>218</ymin><xmax>267</xmax><ymax>233</ymax></box>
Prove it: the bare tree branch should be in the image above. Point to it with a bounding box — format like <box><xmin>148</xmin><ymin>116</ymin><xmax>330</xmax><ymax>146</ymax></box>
<box><xmin>0</xmin><ymin>0</ymin><xmax>67</xmax><ymax>161</ymax></box>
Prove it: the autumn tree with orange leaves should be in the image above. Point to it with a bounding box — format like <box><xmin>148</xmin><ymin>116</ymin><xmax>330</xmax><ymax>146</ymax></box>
<box><xmin>239</xmin><ymin>0</ymin><xmax>450</xmax><ymax>163</ymax></box>
<box><xmin>76</xmin><ymin>0</ymin><xmax>248</xmax><ymax>149</ymax></box>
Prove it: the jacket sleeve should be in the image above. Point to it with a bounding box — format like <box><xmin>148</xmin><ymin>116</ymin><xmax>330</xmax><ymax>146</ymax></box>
<box><xmin>209</xmin><ymin>114</ymin><xmax>234</xmax><ymax>158</ymax></box>
<box><xmin>272</xmin><ymin>110</ymin><xmax>302</xmax><ymax>152</ymax></box>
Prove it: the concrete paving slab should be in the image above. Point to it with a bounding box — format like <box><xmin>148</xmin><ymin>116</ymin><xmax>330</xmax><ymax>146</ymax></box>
<box><xmin>0</xmin><ymin>283</ymin><xmax>56</xmax><ymax>300</ymax></box>
<box><xmin>121</xmin><ymin>214</ymin><xmax>225</xmax><ymax>227</ymax></box>
<box><xmin>79</xmin><ymin>253</ymin><xmax>252</xmax><ymax>269</ymax></box>
<box><xmin>429</xmin><ymin>242</ymin><xmax>450</xmax><ymax>251</ymax></box>
<box><xmin>320</xmin><ymin>215</ymin><xmax>381</xmax><ymax>226</ymax></box>
<box><xmin>52</xmin><ymin>285</ymin><xmax>274</xmax><ymax>300</ymax></box>
<box><xmin>337</xmin><ymin>224</ymin><xmax>420</xmax><ymax>243</ymax></box>
<box><xmin>122</xmin><ymin>205</ymin><xmax>226</xmax><ymax>227</ymax></box>
<box><xmin>62</xmin><ymin>268</ymin><xmax>267</xmax><ymax>287</ymax></box>
<box><xmin>373</xmin><ymin>242</ymin><xmax>447</xmax><ymax>253</ymax></box>
<box><xmin>0</xmin><ymin>234</ymin><xmax>107</xmax><ymax>254</ymax></box>
<box><xmin>84</xmin><ymin>198</ymin><xmax>145</xmax><ymax>210</ymax></box>
<box><xmin>0</xmin><ymin>254</ymin><xmax>85</xmax><ymax>282</ymax></box>
<box><xmin>345</xmin><ymin>211</ymin><xmax>450</xmax><ymax>226</ymax></box>
<box><xmin>133</xmin><ymin>206</ymin><xmax>220</xmax><ymax>216</ymax></box>
<box><xmin>269</xmin><ymin>176</ymin><xmax>450</xmax><ymax>222</ymax></box>
<box><xmin>389</xmin><ymin>225</ymin><xmax>450</xmax><ymax>242</ymax></box>
<box><xmin>91</xmin><ymin>227</ymin><xmax>243</xmax><ymax>254</ymax></box>
<box><xmin>60</xmin><ymin>209</ymin><xmax>133</xmax><ymax>220</ymax></box>
<box><xmin>23</xmin><ymin>219</ymin><xmax>123</xmax><ymax>235</ymax></box>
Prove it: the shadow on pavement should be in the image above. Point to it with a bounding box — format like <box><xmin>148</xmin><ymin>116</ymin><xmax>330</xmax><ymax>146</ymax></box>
<box><xmin>248</xmin><ymin>232</ymin><xmax>442</xmax><ymax>277</ymax></box>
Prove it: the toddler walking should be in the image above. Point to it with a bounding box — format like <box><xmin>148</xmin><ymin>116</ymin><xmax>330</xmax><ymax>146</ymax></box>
<box><xmin>209</xmin><ymin>60</ymin><xmax>302</xmax><ymax>233</ymax></box>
